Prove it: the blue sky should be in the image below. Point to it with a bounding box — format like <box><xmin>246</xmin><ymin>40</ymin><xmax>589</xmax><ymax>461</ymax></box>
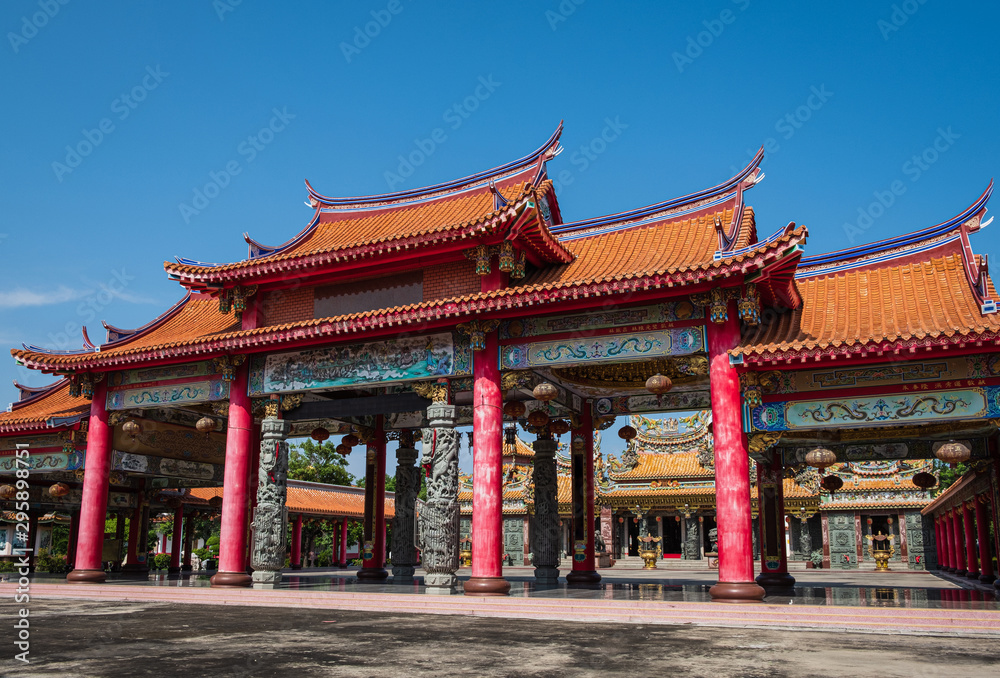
<box><xmin>2</xmin><ymin>1</ymin><xmax>998</xmax><ymax>476</ymax></box>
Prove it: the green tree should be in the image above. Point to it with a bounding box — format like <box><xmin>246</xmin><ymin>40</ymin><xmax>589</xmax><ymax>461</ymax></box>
<box><xmin>288</xmin><ymin>439</ymin><xmax>355</xmax><ymax>486</ymax></box>
<box><xmin>936</xmin><ymin>462</ymin><xmax>971</xmax><ymax>493</ymax></box>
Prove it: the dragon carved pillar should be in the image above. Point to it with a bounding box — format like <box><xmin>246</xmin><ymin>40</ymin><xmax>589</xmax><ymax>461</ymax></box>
<box><xmin>250</xmin><ymin>415</ymin><xmax>290</xmax><ymax>586</ymax></box>
<box><xmin>419</xmin><ymin>402</ymin><xmax>460</xmax><ymax>594</ymax></box>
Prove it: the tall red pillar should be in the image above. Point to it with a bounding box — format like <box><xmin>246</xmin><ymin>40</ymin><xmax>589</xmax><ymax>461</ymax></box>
<box><xmin>707</xmin><ymin>301</ymin><xmax>764</xmax><ymax>602</ymax></box>
<box><xmin>66</xmin><ymin>510</ymin><xmax>81</xmax><ymax>571</ymax></box>
<box><xmin>756</xmin><ymin>456</ymin><xmax>794</xmax><ymax>587</ymax></box>
<box><xmin>934</xmin><ymin>517</ymin><xmax>945</xmax><ymax>570</ymax></box>
<box><xmin>567</xmin><ymin>404</ymin><xmax>600</xmax><ymax>585</ymax></box>
<box><xmin>339</xmin><ymin>519</ymin><xmax>348</xmax><ymax>567</ymax></box>
<box><xmin>291</xmin><ymin>514</ymin><xmax>303</xmax><ymax>570</ymax></box>
<box><xmin>942</xmin><ymin>512</ymin><xmax>954</xmax><ymax>571</ymax></box>
<box><xmin>182</xmin><ymin>513</ymin><xmax>195</xmax><ymax>572</ymax></box>
<box><xmin>963</xmin><ymin>501</ymin><xmax>979</xmax><ymax>579</ymax></box>
<box><xmin>975</xmin><ymin>497</ymin><xmax>995</xmax><ymax>584</ymax></box>
<box><xmin>67</xmin><ymin>378</ymin><xmax>112</xmax><ymax>583</ymax></box>
<box><xmin>211</xmin><ymin>361</ymin><xmax>253</xmax><ymax>587</ymax></box>
<box><xmin>465</xmin><ymin>326</ymin><xmax>510</xmax><ymax>596</ymax></box>
<box><xmin>122</xmin><ymin>491</ymin><xmax>146</xmax><ymax>573</ymax></box>
<box><xmin>358</xmin><ymin>417</ymin><xmax>388</xmax><ymax>581</ymax></box>
<box><xmin>168</xmin><ymin>507</ymin><xmax>184</xmax><ymax>574</ymax></box>
<box><xmin>950</xmin><ymin>510</ymin><xmax>966</xmax><ymax>576</ymax></box>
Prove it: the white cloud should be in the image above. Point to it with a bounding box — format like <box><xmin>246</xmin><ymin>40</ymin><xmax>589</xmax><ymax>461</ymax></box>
<box><xmin>0</xmin><ymin>286</ymin><xmax>85</xmax><ymax>309</ymax></box>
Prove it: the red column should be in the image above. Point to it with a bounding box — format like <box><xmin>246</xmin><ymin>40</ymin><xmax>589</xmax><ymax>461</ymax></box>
<box><xmin>568</xmin><ymin>404</ymin><xmax>600</xmax><ymax>584</ymax></box>
<box><xmin>942</xmin><ymin>512</ymin><xmax>954</xmax><ymax>571</ymax></box>
<box><xmin>975</xmin><ymin>497</ymin><xmax>995</xmax><ymax>584</ymax></box>
<box><xmin>339</xmin><ymin>519</ymin><xmax>348</xmax><ymax>567</ymax></box>
<box><xmin>963</xmin><ymin>501</ymin><xmax>979</xmax><ymax>578</ymax></box>
<box><xmin>465</xmin><ymin>326</ymin><xmax>510</xmax><ymax>596</ymax></box>
<box><xmin>211</xmin><ymin>361</ymin><xmax>253</xmax><ymax>587</ymax></box>
<box><xmin>182</xmin><ymin>513</ymin><xmax>195</xmax><ymax>572</ymax></box>
<box><xmin>291</xmin><ymin>514</ymin><xmax>303</xmax><ymax>570</ymax></box>
<box><xmin>934</xmin><ymin>517</ymin><xmax>945</xmax><ymax>570</ymax></box>
<box><xmin>950</xmin><ymin>510</ymin><xmax>966</xmax><ymax>576</ymax></box>
<box><xmin>707</xmin><ymin>302</ymin><xmax>764</xmax><ymax>602</ymax></box>
<box><xmin>756</xmin><ymin>456</ymin><xmax>794</xmax><ymax>587</ymax></box>
<box><xmin>122</xmin><ymin>492</ymin><xmax>145</xmax><ymax>573</ymax></box>
<box><xmin>358</xmin><ymin>417</ymin><xmax>388</xmax><ymax>580</ymax></box>
<box><xmin>168</xmin><ymin>507</ymin><xmax>184</xmax><ymax>573</ymax></box>
<box><xmin>67</xmin><ymin>379</ymin><xmax>112</xmax><ymax>583</ymax></box>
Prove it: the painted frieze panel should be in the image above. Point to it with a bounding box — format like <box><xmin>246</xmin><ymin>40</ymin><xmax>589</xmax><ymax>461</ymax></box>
<box><xmin>107</xmin><ymin>361</ymin><xmax>218</xmax><ymax>387</ymax></box>
<box><xmin>0</xmin><ymin>449</ymin><xmax>84</xmax><ymax>474</ymax></box>
<box><xmin>502</xmin><ymin>328</ymin><xmax>704</xmax><ymax>371</ymax></box>
<box><xmin>769</xmin><ymin>355</ymin><xmax>1000</xmax><ymax>396</ymax></box>
<box><xmin>750</xmin><ymin>387</ymin><xmax>997</xmax><ymax>432</ymax></box>
<box><xmin>498</xmin><ymin>301</ymin><xmax>703</xmax><ymax>340</ymax></box>
<box><xmin>250</xmin><ymin>332</ymin><xmax>470</xmax><ymax>395</ymax></box>
<box><xmin>594</xmin><ymin>391</ymin><xmax>711</xmax><ymax>417</ymax></box>
<box><xmin>0</xmin><ymin>435</ymin><xmax>63</xmax><ymax>451</ymax></box>
<box><xmin>108</xmin><ymin>379</ymin><xmax>229</xmax><ymax>410</ymax></box>
<box><xmin>112</xmin><ymin>450</ymin><xmax>221</xmax><ymax>482</ymax></box>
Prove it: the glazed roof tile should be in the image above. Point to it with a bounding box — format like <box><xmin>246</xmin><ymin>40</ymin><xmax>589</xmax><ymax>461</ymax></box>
<box><xmin>0</xmin><ymin>380</ymin><xmax>89</xmax><ymax>433</ymax></box>
<box><xmin>190</xmin><ymin>481</ymin><xmax>395</xmax><ymax>519</ymax></box>
<box><xmin>611</xmin><ymin>452</ymin><xmax>714</xmax><ymax>480</ymax></box>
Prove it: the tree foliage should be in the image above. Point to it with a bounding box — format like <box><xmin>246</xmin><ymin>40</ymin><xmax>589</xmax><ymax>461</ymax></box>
<box><xmin>288</xmin><ymin>439</ymin><xmax>355</xmax><ymax>486</ymax></box>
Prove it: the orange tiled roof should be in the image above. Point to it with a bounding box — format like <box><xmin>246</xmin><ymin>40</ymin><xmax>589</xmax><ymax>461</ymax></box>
<box><xmin>0</xmin><ymin>380</ymin><xmax>89</xmax><ymax>433</ymax></box>
<box><xmin>611</xmin><ymin>452</ymin><xmax>714</xmax><ymax>480</ymax></box>
<box><xmin>189</xmin><ymin>481</ymin><xmax>395</xmax><ymax>519</ymax></box>
<box><xmin>14</xmin><ymin>224</ymin><xmax>805</xmax><ymax>372</ymax></box>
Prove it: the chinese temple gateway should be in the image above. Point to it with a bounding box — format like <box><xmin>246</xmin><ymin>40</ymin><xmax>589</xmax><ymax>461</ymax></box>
<box><xmin>3</xmin><ymin>124</ymin><xmax>1000</xmax><ymax>601</ymax></box>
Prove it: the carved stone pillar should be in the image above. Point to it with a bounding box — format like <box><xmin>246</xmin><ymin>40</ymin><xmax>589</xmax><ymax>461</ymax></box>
<box><xmin>799</xmin><ymin>517</ymin><xmax>813</xmax><ymax>557</ymax></box>
<box><xmin>531</xmin><ymin>438</ymin><xmax>560</xmax><ymax>585</ymax></box>
<box><xmin>250</xmin><ymin>416</ymin><xmax>291</xmax><ymax>586</ymax></box>
<box><xmin>419</xmin><ymin>403</ymin><xmax>460</xmax><ymax>594</ymax></box>
<box><xmin>391</xmin><ymin>432</ymin><xmax>420</xmax><ymax>582</ymax></box>
<box><xmin>684</xmin><ymin>517</ymin><xmax>701</xmax><ymax>560</ymax></box>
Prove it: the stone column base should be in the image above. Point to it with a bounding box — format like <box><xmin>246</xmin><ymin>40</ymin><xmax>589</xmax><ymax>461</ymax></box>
<box><xmin>290</xmin><ymin>564</ymin><xmax>302</xmax><ymax>570</ymax></box>
<box><xmin>425</xmin><ymin>572</ymin><xmax>458</xmax><ymax>594</ymax></box>
<box><xmin>979</xmin><ymin>573</ymin><xmax>996</xmax><ymax>585</ymax></box>
<box><xmin>464</xmin><ymin>576</ymin><xmax>510</xmax><ymax>596</ymax></box>
<box><xmin>120</xmin><ymin>564</ymin><xmax>149</xmax><ymax>577</ymax></box>
<box><xmin>167</xmin><ymin>566</ymin><xmax>181</xmax><ymax>575</ymax></box>
<box><xmin>210</xmin><ymin>571</ymin><xmax>252</xmax><ymax>588</ymax></box>
<box><xmin>181</xmin><ymin>564</ymin><xmax>193</xmax><ymax>573</ymax></box>
<box><xmin>66</xmin><ymin>569</ymin><xmax>106</xmax><ymax>584</ymax></box>
<box><xmin>566</xmin><ymin>569</ymin><xmax>602</xmax><ymax>585</ymax></box>
<box><xmin>709</xmin><ymin>581</ymin><xmax>766</xmax><ymax>603</ymax></box>
<box><xmin>356</xmin><ymin>567</ymin><xmax>388</xmax><ymax>581</ymax></box>
<box><xmin>252</xmin><ymin>570</ymin><xmax>282</xmax><ymax>588</ymax></box>
<box><xmin>533</xmin><ymin>566</ymin><xmax>559</xmax><ymax>586</ymax></box>
<box><xmin>392</xmin><ymin>565</ymin><xmax>415</xmax><ymax>582</ymax></box>
<box><xmin>756</xmin><ymin>571</ymin><xmax>796</xmax><ymax>588</ymax></box>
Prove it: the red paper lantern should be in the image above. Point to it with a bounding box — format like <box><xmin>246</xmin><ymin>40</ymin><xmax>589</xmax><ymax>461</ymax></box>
<box><xmin>503</xmin><ymin>401</ymin><xmax>526</xmax><ymax>419</ymax></box>
<box><xmin>0</xmin><ymin>485</ymin><xmax>15</xmax><ymax>500</ymax></box>
<box><xmin>912</xmin><ymin>472</ymin><xmax>937</xmax><ymax>490</ymax></box>
<box><xmin>527</xmin><ymin>410</ymin><xmax>550</xmax><ymax>428</ymax></box>
<box><xmin>311</xmin><ymin>427</ymin><xmax>330</xmax><ymax>442</ymax></box>
<box><xmin>821</xmin><ymin>475</ymin><xmax>844</xmax><ymax>493</ymax></box>
<box><xmin>343</xmin><ymin>433</ymin><xmax>360</xmax><ymax>447</ymax></box>
<box><xmin>48</xmin><ymin>482</ymin><xmax>70</xmax><ymax>498</ymax></box>
<box><xmin>618</xmin><ymin>425</ymin><xmax>637</xmax><ymax>441</ymax></box>
<box><xmin>549</xmin><ymin>419</ymin><xmax>571</xmax><ymax>436</ymax></box>
<box><xmin>336</xmin><ymin>443</ymin><xmax>351</xmax><ymax>455</ymax></box>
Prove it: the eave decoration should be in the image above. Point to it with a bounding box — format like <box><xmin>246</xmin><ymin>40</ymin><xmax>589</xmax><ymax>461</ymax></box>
<box><xmin>413</xmin><ymin>380</ymin><xmax>450</xmax><ymax>404</ymax></box>
<box><xmin>211</xmin><ymin>355</ymin><xmax>247</xmax><ymax>382</ymax></box>
<box><xmin>463</xmin><ymin>243</ymin><xmax>527</xmax><ymax>279</ymax></box>
<box><xmin>218</xmin><ymin>285</ymin><xmax>258</xmax><ymax>322</ymax></box>
<box><xmin>739</xmin><ymin>370</ymin><xmax>780</xmax><ymax>408</ymax></box>
<box><xmin>690</xmin><ymin>288</ymin><xmax>740</xmax><ymax>323</ymax></box>
<box><xmin>68</xmin><ymin>372</ymin><xmax>104</xmax><ymax>399</ymax></box>
<box><xmin>456</xmin><ymin>319</ymin><xmax>500</xmax><ymax>351</ymax></box>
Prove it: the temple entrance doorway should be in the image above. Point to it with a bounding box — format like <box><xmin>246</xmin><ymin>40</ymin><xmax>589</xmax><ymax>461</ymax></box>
<box><xmin>627</xmin><ymin>517</ymin><xmax>639</xmax><ymax>556</ymax></box>
<box><xmin>661</xmin><ymin>517</ymin><xmax>682</xmax><ymax>556</ymax></box>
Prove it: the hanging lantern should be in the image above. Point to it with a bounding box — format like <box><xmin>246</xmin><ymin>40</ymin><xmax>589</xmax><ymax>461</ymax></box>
<box><xmin>655</xmin><ymin>516</ymin><xmax>662</xmax><ymax>522</ymax></box>
<box><xmin>0</xmin><ymin>484</ymin><xmax>15</xmax><ymax>500</ymax></box>
<box><xmin>311</xmin><ymin>427</ymin><xmax>330</xmax><ymax>442</ymax></box>
<box><xmin>549</xmin><ymin>419</ymin><xmax>571</xmax><ymax>436</ymax></box>
<box><xmin>336</xmin><ymin>443</ymin><xmax>351</xmax><ymax>455</ymax></box>
<box><xmin>866</xmin><ymin>517</ymin><xmax>873</xmax><ymax>525</ymax></box>
<box><xmin>196</xmin><ymin>417</ymin><xmax>216</xmax><ymax>435</ymax></box>
<box><xmin>912</xmin><ymin>472</ymin><xmax>937</xmax><ymax>490</ymax></box>
<box><xmin>122</xmin><ymin>419</ymin><xmax>141</xmax><ymax>439</ymax></box>
<box><xmin>805</xmin><ymin>447</ymin><xmax>837</xmax><ymax>471</ymax></box>
<box><xmin>886</xmin><ymin>517</ymin><xmax>894</xmax><ymax>525</ymax></box>
<box><xmin>532</xmin><ymin>383</ymin><xmax>558</xmax><ymax>402</ymax></box>
<box><xmin>933</xmin><ymin>440</ymin><xmax>971</xmax><ymax>468</ymax></box>
<box><xmin>164</xmin><ymin>497</ymin><xmax>182</xmax><ymax>510</ymax></box>
<box><xmin>645</xmin><ymin>373</ymin><xmax>672</xmax><ymax>404</ymax></box>
<box><xmin>820</xmin><ymin>475</ymin><xmax>843</xmax><ymax>493</ymax></box>
<box><xmin>48</xmin><ymin>482</ymin><xmax>70</xmax><ymax>498</ymax></box>
<box><xmin>504</xmin><ymin>424</ymin><xmax>517</xmax><ymax>447</ymax></box>
<box><xmin>343</xmin><ymin>433</ymin><xmax>360</xmax><ymax>447</ymax></box>
<box><xmin>618</xmin><ymin>517</ymin><xmax>624</xmax><ymax>523</ymax></box>
<box><xmin>527</xmin><ymin>410</ymin><xmax>550</xmax><ymax>428</ymax></box>
<box><xmin>503</xmin><ymin>400</ymin><xmax>526</xmax><ymax>419</ymax></box>
<box><xmin>618</xmin><ymin>425</ymin><xmax>637</xmax><ymax>441</ymax></box>
<box><xmin>208</xmin><ymin>495</ymin><xmax>223</xmax><ymax>509</ymax></box>
<box><xmin>675</xmin><ymin>516</ymin><xmax>681</xmax><ymax>522</ymax></box>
